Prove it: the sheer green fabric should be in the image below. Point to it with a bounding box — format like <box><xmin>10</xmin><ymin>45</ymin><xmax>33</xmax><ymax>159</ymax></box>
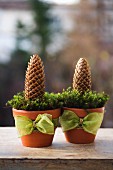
<box><xmin>15</xmin><ymin>114</ymin><xmax>57</xmax><ymax>137</ymax></box>
<box><xmin>60</xmin><ymin>110</ymin><xmax>104</xmax><ymax>135</ymax></box>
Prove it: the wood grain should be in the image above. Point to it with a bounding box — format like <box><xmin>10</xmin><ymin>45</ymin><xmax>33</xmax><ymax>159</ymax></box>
<box><xmin>0</xmin><ymin>128</ymin><xmax>113</xmax><ymax>170</ymax></box>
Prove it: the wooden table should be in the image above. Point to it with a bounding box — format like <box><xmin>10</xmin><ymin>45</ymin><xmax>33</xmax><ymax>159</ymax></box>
<box><xmin>0</xmin><ymin>128</ymin><xmax>113</xmax><ymax>170</ymax></box>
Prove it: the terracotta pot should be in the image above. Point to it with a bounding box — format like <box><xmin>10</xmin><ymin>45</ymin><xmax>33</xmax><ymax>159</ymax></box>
<box><xmin>13</xmin><ymin>108</ymin><xmax>61</xmax><ymax>147</ymax></box>
<box><xmin>63</xmin><ymin>107</ymin><xmax>104</xmax><ymax>144</ymax></box>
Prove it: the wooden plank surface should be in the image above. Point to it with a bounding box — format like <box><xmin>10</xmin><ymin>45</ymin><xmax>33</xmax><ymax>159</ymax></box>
<box><xmin>0</xmin><ymin>128</ymin><xmax>113</xmax><ymax>170</ymax></box>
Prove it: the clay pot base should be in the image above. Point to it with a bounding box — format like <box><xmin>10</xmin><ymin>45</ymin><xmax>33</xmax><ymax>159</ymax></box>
<box><xmin>63</xmin><ymin>107</ymin><xmax>103</xmax><ymax>144</ymax></box>
<box><xmin>64</xmin><ymin>128</ymin><xmax>95</xmax><ymax>144</ymax></box>
<box><xmin>13</xmin><ymin>108</ymin><xmax>61</xmax><ymax>147</ymax></box>
<box><xmin>21</xmin><ymin>131</ymin><xmax>54</xmax><ymax>148</ymax></box>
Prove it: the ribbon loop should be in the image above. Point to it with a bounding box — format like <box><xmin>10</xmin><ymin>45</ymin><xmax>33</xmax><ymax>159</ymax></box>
<box><xmin>82</xmin><ymin>112</ymin><xmax>104</xmax><ymax>135</ymax></box>
<box><xmin>15</xmin><ymin>114</ymin><xmax>57</xmax><ymax>137</ymax></box>
<box><xmin>60</xmin><ymin>110</ymin><xmax>104</xmax><ymax>135</ymax></box>
<box><xmin>59</xmin><ymin>110</ymin><xmax>80</xmax><ymax>132</ymax></box>
<box><xmin>34</xmin><ymin>114</ymin><xmax>54</xmax><ymax>135</ymax></box>
<box><xmin>15</xmin><ymin>116</ymin><xmax>34</xmax><ymax>137</ymax></box>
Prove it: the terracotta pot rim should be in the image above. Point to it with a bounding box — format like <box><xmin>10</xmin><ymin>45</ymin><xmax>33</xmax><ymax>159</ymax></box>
<box><xmin>13</xmin><ymin>108</ymin><xmax>61</xmax><ymax>113</ymax></box>
<box><xmin>63</xmin><ymin>107</ymin><xmax>104</xmax><ymax>110</ymax></box>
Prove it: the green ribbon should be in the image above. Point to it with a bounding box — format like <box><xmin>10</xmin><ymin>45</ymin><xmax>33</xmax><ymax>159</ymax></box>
<box><xmin>14</xmin><ymin>114</ymin><xmax>58</xmax><ymax>137</ymax></box>
<box><xmin>59</xmin><ymin>110</ymin><xmax>104</xmax><ymax>135</ymax></box>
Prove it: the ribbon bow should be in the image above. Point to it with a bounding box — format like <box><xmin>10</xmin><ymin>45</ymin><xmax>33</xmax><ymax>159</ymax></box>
<box><xmin>15</xmin><ymin>114</ymin><xmax>58</xmax><ymax>137</ymax></box>
<box><xmin>59</xmin><ymin>110</ymin><xmax>104</xmax><ymax>135</ymax></box>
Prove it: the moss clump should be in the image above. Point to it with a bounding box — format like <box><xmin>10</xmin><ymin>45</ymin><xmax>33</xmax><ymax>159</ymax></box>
<box><xmin>7</xmin><ymin>92</ymin><xmax>63</xmax><ymax>111</ymax></box>
<box><xmin>59</xmin><ymin>87</ymin><xmax>109</xmax><ymax>109</ymax></box>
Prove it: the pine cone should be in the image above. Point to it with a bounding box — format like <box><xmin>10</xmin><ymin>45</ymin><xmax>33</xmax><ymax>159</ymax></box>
<box><xmin>73</xmin><ymin>58</ymin><xmax>91</xmax><ymax>93</ymax></box>
<box><xmin>25</xmin><ymin>54</ymin><xmax>45</xmax><ymax>100</ymax></box>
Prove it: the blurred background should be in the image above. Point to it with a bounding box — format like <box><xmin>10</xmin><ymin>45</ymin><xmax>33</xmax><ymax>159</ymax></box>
<box><xmin>0</xmin><ymin>0</ymin><xmax>113</xmax><ymax>127</ymax></box>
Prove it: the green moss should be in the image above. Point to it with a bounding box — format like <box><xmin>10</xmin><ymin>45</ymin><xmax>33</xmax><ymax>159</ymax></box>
<box><xmin>7</xmin><ymin>88</ymin><xmax>109</xmax><ymax>110</ymax></box>
<box><xmin>59</xmin><ymin>87</ymin><xmax>109</xmax><ymax>109</ymax></box>
<box><xmin>7</xmin><ymin>92</ymin><xmax>63</xmax><ymax>111</ymax></box>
